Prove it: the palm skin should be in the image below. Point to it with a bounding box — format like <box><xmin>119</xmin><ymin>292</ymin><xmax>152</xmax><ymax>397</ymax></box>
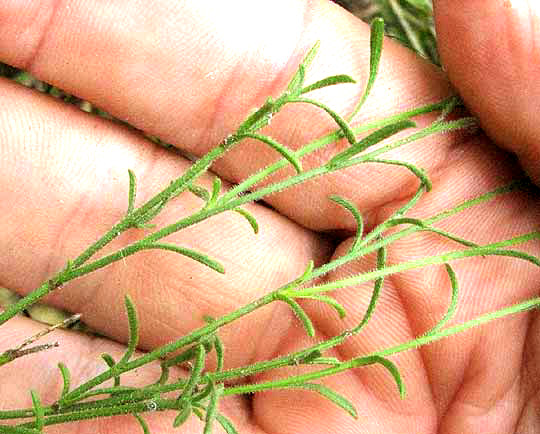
<box><xmin>0</xmin><ymin>1</ymin><xmax>539</xmax><ymax>433</ymax></box>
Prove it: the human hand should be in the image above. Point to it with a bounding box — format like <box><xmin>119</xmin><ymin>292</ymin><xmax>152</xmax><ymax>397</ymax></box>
<box><xmin>0</xmin><ymin>1</ymin><xmax>539</xmax><ymax>433</ymax></box>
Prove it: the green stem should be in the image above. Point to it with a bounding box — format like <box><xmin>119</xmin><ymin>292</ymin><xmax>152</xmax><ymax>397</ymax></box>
<box><xmin>293</xmin><ymin>232</ymin><xmax>540</xmax><ymax>297</ymax></box>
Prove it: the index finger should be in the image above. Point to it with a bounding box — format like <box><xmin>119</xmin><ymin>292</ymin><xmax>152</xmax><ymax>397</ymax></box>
<box><xmin>0</xmin><ymin>0</ymin><xmax>453</xmax><ymax>230</ymax></box>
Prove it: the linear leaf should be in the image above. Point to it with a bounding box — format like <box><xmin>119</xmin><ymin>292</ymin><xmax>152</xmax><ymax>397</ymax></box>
<box><xmin>287</xmin><ymin>63</ymin><xmax>305</xmax><ymax>96</ymax></box>
<box><xmin>436</xmin><ymin>95</ymin><xmax>461</xmax><ymax>121</ymax></box>
<box><xmin>296</xmin><ymin>349</ymin><xmax>323</xmax><ymax>364</ymax></box>
<box><xmin>330</xmin><ymin>120</ymin><xmax>416</xmax><ymax>164</ymax></box>
<box><xmin>215</xmin><ymin>412</ymin><xmax>240</xmax><ymax>434</ymax></box>
<box><xmin>208</xmin><ymin>176</ymin><xmax>222</xmax><ymax>207</ymax></box>
<box><xmin>423</xmin><ymin>264</ymin><xmax>459</xmax><ymax>336</ymax></box>
<box><xmin>277</xmin><ymin>294</ymin><xmax>315</xmax><ymax>337</ymax></box>
<box><xmin>299</xmin><ymin>295</ymin><xmax>347</xmax><ymax>319</ymax></box>
<box><xmin>349</xmin><ymin>17</ymin><xmax>385</xmax><ymax>120</ymax></box>
<box><xmin>298</xmin><ymin>260</ymin><xmax>314</xmax><ymax>286</ymax></box>
<box><xmin>286</xmin><ymin>41</ymin><xmax>320</xmax><ymax>96</ymax></box>
<box><xmin>30</xmin><ymin>390</ymin><xmax>44</xmax><ymax>432</ymax></box>
<box><xmin>301</xmin><ymin>74</ymin><xmax>356</xmax><ymax>95</ymax></box>
<box><xmin>356</xmin><ymin>355</ymin><xmax>405</xmax><ymax>399</ymax></box>
<box><xmin>134</xmin><ymin>413</ymin><xmax>150</xmax><ymax>434</ymax></box>
<box><xmin>144</xmin><ymin>243</ymin><xmax>225</xmax><ymax>274</ymax></box>
<box><xmin>354</xmin><ymin>245</ymin><xmax>387</xmax><ymax>333</ymax></box>
<box><xmin>156</xmin><ymin>363</ymin><xmax>169</xmax><ymax>385</ymax></box>
<box><xmin>421</xmin><ymin>227</ymin><xmax>479</xmax><ymax>248</ymax></box>
<box><xmin>188</xmin><ymin>183</ymin><xmax>210</xmax><ymax>202</ymax></box>
<box><xmin>178</xmin><ymin>344</ymin><xmax>206</xmax><ymax>403</ymax></box>
<box><xmin>364</xmin><ymin>158</ymin><xmax>432</xmax><ymax>191</ymax></box>
<box><xmin>385</xmin><ymin>217</ymin><xmax>426</xmax><ymax>230</ymax></box>
<box><xmin>58</xmin><ymin>363</ymin><xmax>71</xmax><ymax>398</ymax></box>
<box><xmin>173</xmin><ymin>404</ymin><xmax>192</xmax><ymax>428</ymax></box>
<box><xmin>233</xmin><ymin>208</ymin><xmax>259</xmax><ymax>234</ymax></box>
<box><xmin>193</xmin><ymin>377</ymin><xmax>213</xmax><ymax>402</ymax></box>
<box><xmin>244</xmin><ymin>133</ymin><xmax>302</xmax><ymax>173</ymax></box>
<box><xmin>203</xmin><ymin>383</ymin><xmax>223</xmax><ymax>434</ymax></box>
<box><xmin>297</xmin><ymin>383</ymin><xmax>358</xmax><ymax>419</ymax></box>
<box><xmin>288</xmin><ymin>97</ymin><xmax>356</xmax><ymax>144</ymax></box>
<box><xmin>101</xmin><ymin>353</ymin><xmax>120</xmax><ymax>387</ymax></box>
<box><xmin>214</xmin><ymin>335</ymin><xmax>224</xmax><ymax>373</ymax></box>
<box><xmin>330</xmin><ymin>196</ymin><xmax>363</xmax><ymax>252</ymax></box>
<box><xmin>127</xmin><ymin>169</ymin><xmax>137</xmax><ymax>215</ymax></box>
<box><xmin>119</xmin><ymin>295</ymin><xmax>139</xmax><ymax>365</ymax></box>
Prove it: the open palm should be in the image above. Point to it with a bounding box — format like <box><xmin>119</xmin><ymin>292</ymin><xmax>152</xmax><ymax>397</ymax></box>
<box><xmin>1</xmin><ymin>1</ymin><xmax>539</xmax><ymax>433</ymax></box>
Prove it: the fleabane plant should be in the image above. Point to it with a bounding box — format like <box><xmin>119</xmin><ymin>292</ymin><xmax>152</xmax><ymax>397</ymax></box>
<box><xmin>1</xmin><ymin>18</ymin><xmax>539</xmax><ymax>434</ymax></box>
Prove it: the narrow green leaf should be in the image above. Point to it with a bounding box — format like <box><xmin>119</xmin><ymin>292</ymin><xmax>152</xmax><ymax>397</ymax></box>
<box><xmin>127</xmin><ymin>169</ymin><xmax>137</xmax><ymax>215</ymax></box>
<box><xmin>161</xmin><ymin>345</ymin><xmax>198</xmax><ymax>369</ymax></box>
<box><xmin>421</xmin><ymin>227</ymin><xmax>479</xmax><ymax>248</ymax></box>
<box><xmin>144</xmin><ymin>243</ymin><xmax>225</xmax><ymax>274</ymax></box>
<box><xmin>134</xmin><ymin>413</ymin><xmax>150</xmax><ymax>434</ymax></box>
<box><xmin>423</xmin><ymin>264</ymin><xmax>459</xmax><ymax>336</ymax></box>
<box><xmin>299</xmin><ymin>295</ymin><xmax>347</xmax><ymax>319</ymax></box>
<box><xmin>355</xmin><ymin>355</ymin><xmax>405</xmax><ymax>399</ymax></box>
<box><xmin>329</xmin><ymin>196</ymin><xmax>363</xmax><ymax>252</ymax></box>
<box><xmin>188</xmin><ymin>183</ymin><xmax>210</xmax><ymax>202</ymax></box>
<box><xmin>244</xmin><ymin>133</ymin><xmax>302</xmax><ymax>173</ymax></box>
<box><xmin>101</xmin><ymin>353</ymin><xmax>120</xmax><ymax>387</ymax></box>
<box><xmin>297</xmin><ymin>383</ymin><xmax>358</xmax><ymax>419</ymax></box>
<box><xmin>301</xmin><ymin>41</ymin><xmax>320</xmax><ymax>72</ymax></box>
<box><xmin>277</xmin><ymin>294</ymin><xmax>315</xmax><ymax>337</ymax></box>
<box><xmin>178</xmin><ymin>344</ymin><xmax>206</xmax><ymax>403</ymax></box>
<box><xmin>214</xmin><ymin>335</ymin><xmax>224</xmax><ymax>373</ymax></box>
<box><xmin>215</xmin><ymin>412</ymin><xmax>240</xmax><ymax>434</ymax></box>
<box><xmin>296</xmin><ymin>349</ymin><xmax>323</xmax><ymax>364</ymax></box>
<box><xmin>298</xmin><ymin>260</ymin><xmax>314</xmax><ymax>285</ymax></box>
<box><xmin>119</xmin><ymin>295</ymin><xmax>139</xmax><ymax>365</ymax></box>
<box><xmin>208</xmin><ymin>176</ymin><xmax>222</xmax><ymax>207</ymax></box>
<box><xmin>354</xmin><ymin>245</ymin><xmax>387</xmax><ymax>333</ymax></box>
<box><xmin>349</xmin><ymin>17</ymin><xmax>385</xmax><ymax>120</ymax></box>
<box><xmin>363</xmin><ymin>158</ymin><xmax>432</xmax><ymax>191</ymax></box>
<box><xmin>203</xmin><ymin>316</ymin><xmax>224</xmax><ymax>373</ymax></box>
<box><xmin>385</xmin><ymin>217</ymin><xmax>426</xmax><ymax>229</ymax></box>
<box><xmin>436</xmin><ymin>95</ymin><xmax>462</xmax><ymax>121</ymax></box>
<box><xmin>193</xmin><ymin>377</ymin><xmax>213</xmax><ymax>402</ymax></box>
<box><xmin>300</xmin><ymin>74</ymin><xmax>356</xmax><ymax>95</ymax></box>
<box><xmin>329</xmin><ymin>120</ymin><xmax>416</xmax><ymax>164</ymax></box>
<box><xmin>288</xmin><ymin>97</ymin><xmax>356</xmax><ymax>144</ymax></box>
<box><xmin>30</xmin><ymin>390</ymin><xmax>44</xmax><ymax>432</ymax></box>
<box><xmin>58</xmin><ymin>362</ymin><xmax>71</xmax><ymax>398</ymax></box>
<box><xmin>285</xmin><ymin>41</ymin><xmax>322</xmax><ymax>96</ymax></box>
<box><xmin>286</xmin><ymin>63</ymin><xmax>305</xmax><ymax>96</ymax></box>
<box><xmin>157</xmin><ymin>363</ymin><xmax>170</xmax><ymax>385</ymax></box>
<box><xmin>232</xmin><ymin>207</ymin><xmax>259</xmax><ymax>234</ymax></box>
<box><xmin>305</xmin><ymin>356</ymin><xmax>341</xmax><ymax>366</ymax></box>
<box><xmin>135</xmin><ymin>198</ymin><xmax>168</xmax><ymax>227</ymax></box>
<box><xmin>203</xmin><ymin>383</ymin><xmax>223</xmax><ymax>434</ymax></box>
<box><xmin>173</xmin><ymin>404</ymin><xmax>192</xmax><ymax>428</ymax></box>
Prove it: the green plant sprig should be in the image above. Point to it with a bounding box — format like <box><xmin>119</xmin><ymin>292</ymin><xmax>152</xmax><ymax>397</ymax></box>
<box><xmin>2</xmin><ymin>17</ymin><xmax>540</xmax><ymax>434</ymax></box>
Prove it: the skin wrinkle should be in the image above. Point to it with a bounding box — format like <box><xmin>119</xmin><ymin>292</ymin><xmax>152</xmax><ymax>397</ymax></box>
<box><xmin>21</xmin><ymin>0</ymin><xmax>63</xmax><ymax>73</ymax></box>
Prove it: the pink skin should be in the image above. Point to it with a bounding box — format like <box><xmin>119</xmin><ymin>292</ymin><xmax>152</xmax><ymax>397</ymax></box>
<box><xmin>0</xmin><ymin>1</ymin><xmax>539</xmax><ymax>432</ymax></box>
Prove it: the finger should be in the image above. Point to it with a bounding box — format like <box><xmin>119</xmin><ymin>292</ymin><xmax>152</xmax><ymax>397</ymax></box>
<box><xmin>0</xmin><ymin>317</ymin><xmax>258</xmax><ymax>434</ymax></box>
<box><xmin>0</xmin><ymin>0</ymin><xmax>454</xmax><ymax>230</ymax></box>
<box><xmin>0</xmin><ymin>77</ymin><xmax>331</xmax><ymax>370</ymax></box>
<box><xmin>433</xmin><ymin>0</ymin><xmax>540</xmax><ymax>184</ymax></box>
